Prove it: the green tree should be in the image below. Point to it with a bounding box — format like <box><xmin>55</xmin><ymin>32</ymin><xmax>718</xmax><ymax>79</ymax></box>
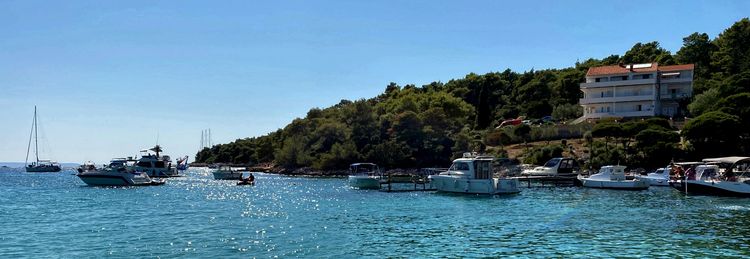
<box><xmin>682</xmin><ymin>111</ymin><xmax>742</xmax><ymax>157</ymax></box>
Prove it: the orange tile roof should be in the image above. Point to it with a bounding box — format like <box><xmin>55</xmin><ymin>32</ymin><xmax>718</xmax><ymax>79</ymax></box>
<box><xmin>659</xmin><ymin>64</ymin><xmax>695</xmax><ymax>72</ymax></box>
<box><xmin>586</xmin><ymin>63</ymin><xmax>658</xmax><ymax>76</ymax></box>
<box><xmin>586</xmin><ymin>63</ymin><xmax>694</xmax><ymax>76</ymax></box>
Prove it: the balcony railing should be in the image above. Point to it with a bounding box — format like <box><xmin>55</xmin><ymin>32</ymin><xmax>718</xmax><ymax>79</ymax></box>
<box><xmin>579</xmin><ymin>95</ymin><xmax>654</xmax><ymax>104</ymax></box>
<box><xmin>582</xmin><ymin>110</ymin><xmax>655</xmax><ymax>119</ymax></box>
<box><xmin>581</xmin><ymin>78</ymin><xmax>656</xmax><ymax>88</ymax></box>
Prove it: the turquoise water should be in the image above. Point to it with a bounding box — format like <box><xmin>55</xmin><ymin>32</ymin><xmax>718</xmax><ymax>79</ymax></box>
<box><xmin>1</xmin><ymin>168</ymin><xmax>749</xmax><ymax>257</ymax></box>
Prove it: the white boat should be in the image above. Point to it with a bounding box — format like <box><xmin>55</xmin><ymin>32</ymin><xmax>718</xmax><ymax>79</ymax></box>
<box><xmin>134</xmin><ymin>145</ymin><xmax>179</xmax><ymax>177</ymax></box>
<box><xmin>347</xmin><ymin>163</ymin><xmax>381</xmax><ymax>189</ymax></box>
<box><xmin>212</xmin><ymin>165</ymin><xmax>243</xmax><ymax>180</ymax></box>
<box><xmin>637</xmin><ymin>167</ymin><xmax>670</xmax><ymax>186</ymax></box>
<box><xmin>578</xmin><ymin>165</ymin><xmax>649</xmax><ymax>190</ymax></box>
<box><xmin>24</xmin><ymin>106</ymin><xmax>62</xmax><ymax>173</ymax></box>
<box><xmin>429</xmin><ymin>153</ymin><xmax>520</xmax><ymax>195</ymax></box>
<box><xmin>76</xmin><ymin>158</ymin><xmax>165</xmax><ymax>186</ymax></box>
<box><xmin>521</xmin><ymin>157</ymin><xmax>579</xmax><ymax>176</ymax></box>
<box><xmin>670</xmin><ymin>157</ymin><xmax>750</xmax><ymax>197</ymax></box>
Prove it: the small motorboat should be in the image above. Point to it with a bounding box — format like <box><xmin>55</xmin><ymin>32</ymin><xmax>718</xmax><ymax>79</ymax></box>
<box><xmin>429</xmin><ymin>153</ymin><xmax>520</xmax><ymax>195</ymax></box>
<box><xmin>637</xmin><ymin>167</ymin><xmax>670</xmax><ymax>186</ymax></box>
<box><xmin>347</xmin><ymin>163</ymin><xmax>382</xmax><ymax>189</ymax></box>
<box><xmin>76</xmin><ymin>158</ymin><xmax>166</xmax><ymax>186</ymax></box>
<box><xmin>670</xmin><ymin>157</ymin><xmax>750</xmax><ymax>197</ymax></box>
<box><xmin>521</xmin><ymin>157</ymin><xmax>580</xmax><ymax>176</ymax></box>
<box><xmin>236</xmin><ymin>180</ymin><xmax>255</xmax><ymax>186</ymax></box>
<box><xmin>212</xmin><ymin>165</ymin><xmax>243</xmax><ymax>180</ymax></box>
<box><xmin>578</xmin><ymin>165</ymin><xmax>649</xmax><ymax>190</ymax></box>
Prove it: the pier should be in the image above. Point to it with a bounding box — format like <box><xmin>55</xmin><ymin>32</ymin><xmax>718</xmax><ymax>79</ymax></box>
<box><xmin>514</xmin><ymin>175</ymin><xmax>580</xmax><ymax>188</ymax></box>
<box><xmin>378</xmin><ymin>168</ymin><xmax>444</xmax><ymax>192</ymax></box>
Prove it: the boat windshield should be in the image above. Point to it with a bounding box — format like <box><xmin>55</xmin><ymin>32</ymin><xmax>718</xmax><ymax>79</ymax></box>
<box><xmin>543</xmin><ymin>158</ymin><xmax>561</xmax><ymax>168</ymax></box>
<box><xmin>449</xmin><ymin>162</ymin><xmax>471</xmax><ymax>172</ymax></box>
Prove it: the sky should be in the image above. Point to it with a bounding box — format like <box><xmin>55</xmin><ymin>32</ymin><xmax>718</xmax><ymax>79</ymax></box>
<box><xmin>1</xmin><ymin>0</ymin><xmax>748</xmax><ymax>164</ymax></box>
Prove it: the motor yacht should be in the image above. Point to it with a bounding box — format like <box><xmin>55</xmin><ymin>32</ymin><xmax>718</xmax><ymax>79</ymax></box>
<box><xmin>134</xmin><ymin>145</ymin><xmax>179</xmax><ymax>177</ymax></box>
<box><xmin>521</xmin><ymin>157</ymin><xmax>579</xmax><ymax>176</ymax></box>
<box><xmin>347</xmin><ymin>163</ymin><xmax>381</xmax><ymax>189</ymax></box>
<box><xmin>76</xmin><ymin>158</ymin><xmax>165</xmax><ymax>186</ymax></box>
<box><xmin>212</xmin><ymin>165</ymin><xmax>243</xmax><ymax>180</ymax></box>
<box><xmin>578</xmin><ymin>165</ymin><xmax>649</xmax><ymax>190</ymax></box>
<box><xmin>670</xmin><ymin>157</ymin><xmax>750</xmax><ymax>197</ymax></box>
<box><xmin>429</xmin><ymin>153</ymin><xmax>520</xmax><ymax>195</ymax></box>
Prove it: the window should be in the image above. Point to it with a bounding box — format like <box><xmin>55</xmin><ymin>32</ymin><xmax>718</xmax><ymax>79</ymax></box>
<box><xmin>451</xmin><ymin>162</ymin><xmax>470</xmax><ymax>171</ymax></box>
<box><xmin>637</xmin><ymin>105</ymin><xmax>642</xmax><ymax>111</ymax></box>
<box><xmin>642</xmin><ymin>74</ymin><xmax>651</xmax><ymax>79</ymax></box>
<box><xmin>595</xmin><ymin>78</ymin><xmax>601</xmax><ymax>82</ymax></box>
<box><xmin>621</xmin><ymin>76</ymin><xmax>628</xmax><ymax>80</ymax></box>
<box><xmin>155</xmin><ymin>161</ymin><xmax>165</xmax><ymax>168</ymax></box>
<box><xmin>137</xmin><ymin>161</ymin><xmax>152</xmax><ymax>168</ymax></box>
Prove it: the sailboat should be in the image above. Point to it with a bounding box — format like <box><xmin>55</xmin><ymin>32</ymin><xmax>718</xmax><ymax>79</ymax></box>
<box><xmin>25</xmin><ymin>106</ymin><xmax>62</xmax><ymax>172</ymax></box>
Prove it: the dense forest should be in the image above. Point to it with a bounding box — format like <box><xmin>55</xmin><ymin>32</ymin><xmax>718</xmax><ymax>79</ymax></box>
<box><xmin>196</xmin><ymin>18</ymin><xmax>750</xmax><ymax>170</ymax></box>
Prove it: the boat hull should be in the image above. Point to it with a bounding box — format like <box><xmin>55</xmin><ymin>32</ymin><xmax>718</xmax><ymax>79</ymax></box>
<box><xmin>77</xmin><ymin>173</ymin><xmax>163</xmax><ymax>186</ymax></box>
<box><xmin>26</xmin><ymin>165</ymin><xmax>62</xmax><ymax>172</ymax></box>
<box><xmin>213</xmin><ymin>171</ymin><xmax>243</xmax><ymax>180</ymax></box>
<box><xmin>579</xmin><ymin>177</ymin><xmax>649</xmax><ymax>190</ymax></box>
<box><xmin>670</xmin><ymin>180</ymin><xmax>750</xmax><ymax>197</ymax></box>
<box><xmin>638</xmin><ymin>175</ymin><xmax>670</xmax><ymax>186</ymax></box>
<box><xmin>429</xmin><ymin>176</ymin><xmax>520</xmax><ymax>195</ymax></box>
<box><xmin>348</xmin><ymin>176</ymin><xmax>381</xmax><ymax>189</ymax></box>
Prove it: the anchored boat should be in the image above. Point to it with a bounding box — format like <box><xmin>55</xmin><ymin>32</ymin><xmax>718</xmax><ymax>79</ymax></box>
<box><xmin>670</xmin><ymin>157</ymin><xmax>750</xmax><ymax>197</ymax></box>
<box><xmin>429</xmin><ymin>153</ymin><xmax>520</xmax><ymax>195</ymax></box>
<box><xmin>212</xmin><ymin>165</ymin><xmax>243</xmax><ymax>180</ymax></box>
<box><xmin>637</xmin><ymin>167</ymin><xmax>670</xmax><ymax>186</ymax></box>
<box><xmin>578</xmin><ymin>165</ymin><xmax>649</xmax><ymax>190</ymax></box>
<box><xmin>24</xmin><ymin>106</ymin><xmax>61</xmax><ymax>173</ymax></box>
<box><xmin>76</xmin><ymin>158</ymin><xmax>165</xmax><ymax>186</ymax></box>
<box><xmin>347</xmin><ymin>163</ymin><xmax>381</xmax><ymax>189</ymax></box>
<box><xmin>134</xmin><ymin>145</ymin><xmax>179</xmax><ymax>177</ymax></box>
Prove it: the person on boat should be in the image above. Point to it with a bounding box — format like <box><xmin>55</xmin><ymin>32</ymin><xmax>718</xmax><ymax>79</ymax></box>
<box><xmin>685</xmin><ymin>166</ymin><xmax>696</xmax><ymax>180</ymax></box>
<box><xmin>242</xmin><ymin>173</ymin><xmax>255</xmax><ymax>184</ymax></box>
<box><xmin>724</xmin><ymin>169</ymin><xmax>737</xmax><ymax>182</ymax></box>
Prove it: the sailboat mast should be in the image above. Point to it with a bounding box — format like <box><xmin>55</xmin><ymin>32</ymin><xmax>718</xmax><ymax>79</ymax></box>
<box><xmin>25</xmin><ymin>107</ymin><xmax>35</xmax><ymax>166</ymax></box>
<box><xmin>34</xmin><ymin>106</ymin><xmax>39</xmax><ymax>164</ymax></box>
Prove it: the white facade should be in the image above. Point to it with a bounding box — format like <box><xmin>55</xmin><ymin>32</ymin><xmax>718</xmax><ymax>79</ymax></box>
<box><xmin>579</xmin><ymin>63</ymin><xmax>693</xmax><ymax>120</ymax></box>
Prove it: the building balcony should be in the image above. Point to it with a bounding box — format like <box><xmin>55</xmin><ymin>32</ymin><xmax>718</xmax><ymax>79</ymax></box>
<box><xmin>579</xmin><ymin>95</ymin><xmax>654</xmax><ymax>104</ymax></box>
<box><xmin>660</xmin><ymin>77</ymin><xmax>692</xmax><ymax>83</ymax></box>
<box><xmin>581</xmin><ymin>110</ymin><xmax>655</xmax><ymax>119</ymax></box>
<box><xmin>659</xmin><ymin>93</ymin><xmax>691</xmax><ymax>100</ymax></box>
<box><xmin>581</xmin><ymin>78</ymin><xmax>656</xmax><ymax>89</ymax></box>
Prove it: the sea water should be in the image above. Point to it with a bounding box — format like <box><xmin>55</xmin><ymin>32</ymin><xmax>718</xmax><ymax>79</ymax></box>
<box><xmin>1</xmin><ymin>167</ymin><xmax>749</xmax><ymax>257</ymax></box>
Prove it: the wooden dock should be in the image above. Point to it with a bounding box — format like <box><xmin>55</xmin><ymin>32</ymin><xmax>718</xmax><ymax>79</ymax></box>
<box><xmin>379</xmin><ymin>174</ymin><xmax>436</xmax><ymax>192</ymax></box>
<box><xmin>514</xmin><ymin>175</ymin><xmax>580</xmax><ymax>188</ymax></box>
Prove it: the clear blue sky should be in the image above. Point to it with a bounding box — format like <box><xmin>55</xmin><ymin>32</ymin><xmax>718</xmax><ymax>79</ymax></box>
<box><xmin>1</xmin><ymin>0</ymin><xmax>748</xmax><ymax>163</ymax></box>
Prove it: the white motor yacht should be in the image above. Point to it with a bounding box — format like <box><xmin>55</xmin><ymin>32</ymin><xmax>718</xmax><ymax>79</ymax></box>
<box><xmin>670</xmin><ymin>157</ymin><xmax>750</xmax><ymax>197</ymax></box>
<box><xmin>578</xmin><ymin>165</ymin><xmax>649</xmax><ymax>190</ymax></box>
<box><xmin>637</xmin><ymin>167</ymin><xmax>670</xmax><ymax>186</ymax></box>
<box><xmin>429</xmin><ymin>153</ymin><xmax>520</xmax><ymax>195</ymax></box>
<box><xmin>134</xmin><ymin>145</ymin><xmax>179</xmax><ymax>177</ymax></box>
<box><xmin>347</xmin><ymin>163</ymin><xmax>381</xmax><ymax>189</ymax></box>
<box><xmin>521</xmin><ymin>157</ymin><xmax>579</xmax><ymax>176</ymax></box>
<box><xmin>76</xmin><ymin>158</ymin><xmax>165</xmax><ymax>186</ymax></box>
<box><xmin>212</xmin><ymin>165</ymin><xmax>243</xmax><ymax>180</ymax></box>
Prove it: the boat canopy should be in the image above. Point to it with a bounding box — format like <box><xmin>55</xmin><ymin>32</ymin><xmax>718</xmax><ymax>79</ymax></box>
<box><xmin>703</xmin><ymin>157</ymin><xmax>750</xmax><ymax>165</ymax></box>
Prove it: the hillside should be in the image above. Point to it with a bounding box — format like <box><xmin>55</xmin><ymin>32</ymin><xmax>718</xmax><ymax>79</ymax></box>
<box><xmin>196</xmin><ymin>18</ymin><xmax>750</xmax><ymax>170</ymax></box>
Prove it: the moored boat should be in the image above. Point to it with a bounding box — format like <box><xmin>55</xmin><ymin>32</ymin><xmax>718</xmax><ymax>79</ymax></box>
<box><xmin>578</xmin><ymin>165</ymin><xmax>649</xmax><ymax>190</ymax></box>
<box><xmin>670</xmin><ymin>157</ymin><xmax>750</xmax><ymax>197</ymax></box>
<box><xmin>429</xmin><ymin>153</ymin><xmax>520</xmax><ymax>195</ymax></box>
<box><xmin>347</xmin><ymin>163</ymin><xmax>381</xmax><ymax>189</ymax></box>
<box><xmin>521</xmin><ymin>157</ymin><xmax>579</xmax><ymax>176</ymax></box>
<box><xmin>637</xmin><ymin>167</ymin><xmax>670</xmax><ymax>186</ymax></box>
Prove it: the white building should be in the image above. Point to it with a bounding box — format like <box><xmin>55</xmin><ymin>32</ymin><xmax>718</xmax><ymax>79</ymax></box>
<box><xmin>579</xmin><ymin>62</ymin><xmax>694</xmax><ymax>120</ymax></box>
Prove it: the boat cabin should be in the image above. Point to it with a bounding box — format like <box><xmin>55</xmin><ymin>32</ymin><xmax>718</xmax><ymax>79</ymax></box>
<box><xmin>442</xmin><ymin>154</ymin><xmax>494</xmax><ymax>179</ymax></box>
<box><xmin>594</xmin><ymin>165</ymin><xmax>627</xmax><ymax>181</ymax></box>
<box><xmin>350</xmin><ymin>163</ymin><xmax>379</xmax><ymax>176</ymax></box>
